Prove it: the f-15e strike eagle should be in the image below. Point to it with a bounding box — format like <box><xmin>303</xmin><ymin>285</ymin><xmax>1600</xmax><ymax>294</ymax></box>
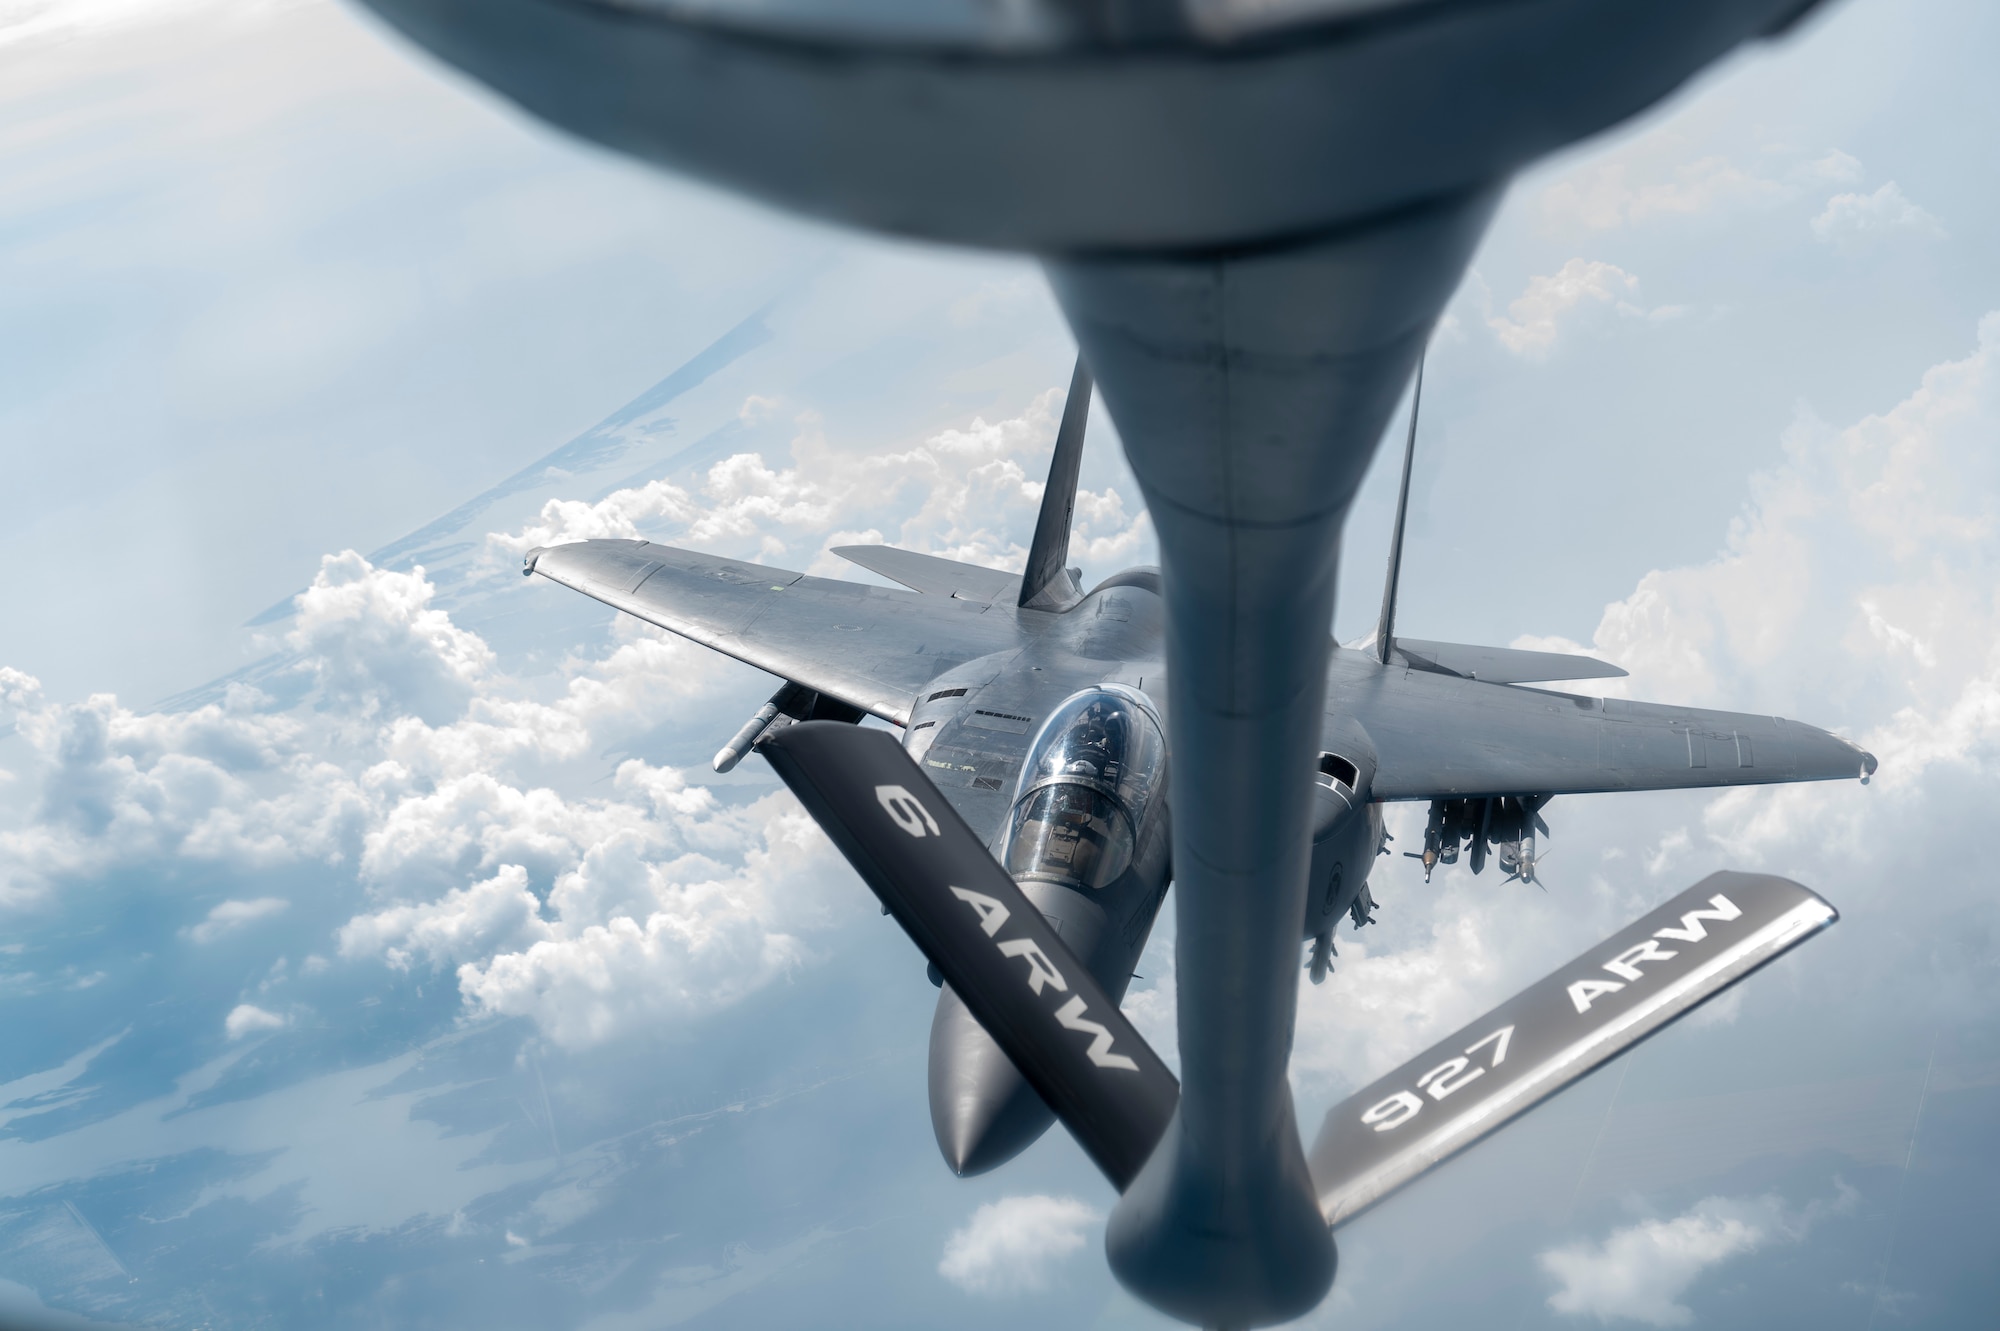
<box><xmin>523</xmin><ymin>357</ymin><xmax>1870</xmax><ymax>1266</ymax></box>
<box><xmin>361</xmin><ymin>0</ymin><xmax>1856</xmax><ymax>1321</ymax></box>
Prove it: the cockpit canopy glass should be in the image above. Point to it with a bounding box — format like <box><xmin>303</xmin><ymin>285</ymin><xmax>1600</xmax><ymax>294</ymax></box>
<box><xmin>1003</xmin><ymin>686</ymin><xmax>1166</xmax><ymax>891</ymax></box>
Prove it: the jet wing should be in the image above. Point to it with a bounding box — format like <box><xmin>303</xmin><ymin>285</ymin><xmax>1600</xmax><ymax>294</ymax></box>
<box><xmin>526</xmin><ymin>539</ymin><xmax>1024</xmax><ymax>724</ymax></box>
<box><xmin>1389</xmin><ymin>637</ymin><xmax>1626</xmax><ymax>685</ymax></box>
<box><xmin>1335</xmin><ymin>651</ymin><xmax>1875</xmax><ymax>801</ymax></box>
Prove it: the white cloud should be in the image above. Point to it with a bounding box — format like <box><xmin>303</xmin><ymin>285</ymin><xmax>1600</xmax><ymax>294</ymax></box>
<box><xmin>1540</xmin><ymin>146</ymin><xmax>1867</xmax><ymax>232</ymax></box>
<box><xmin>337</xmin><ymin>864</ymin><xmax>548</xmax><ymax>969</ymax></box>
<box><xmin>224</xmin><ymin>1003</ymin><xmax>287</xmax><ymax>1039</ymax></box>
<box><xmin>184</xmin><ymin>896</ymin><xmax>289</xmax><ymax>943</ymax></box>
<box><xmin>450</xmin><ymin>790</ymin><xmax>837</xmax><ymax>1046</ymax></box>
<box><xmin>938</xmin><ymin>1195</ymin><xmax>1099</xmax><ymax>1295</ymax></box>
<box><xmin>491</xmin><ymin>391</ymin><xmax>1151</xmax><ymax>584</ymax></box>
<box><xmin>0</xmin><ymin>678</ymin><xmax>354</xmax><ymax>901</ymax></box>
<box><xmin>1292</xmin><ymin>311</ymin><xmax>2000</xmax><ymax>1101</ymax></box>
<box><xmin>1587</xmin><ymin>311</ymin><xmax>2000</xmax><ymax>740</ymax></box>
<box><xmin>1486</xmin><ymin>261</ymin><xmax>1675</xmax><ymax>359</ymax></box>
<box><xmin>1541</xmin><ymin>1197</ymin><xmax>1772</xmax><ymax>1325</ymax></box>
<box><xmin>490</xmin><ymin>479</ymin><xmax>701</xmax><ymax>556</ymax></box>
<box><xmin>1541</xmin><ymin>1188</ymin><xmax>1854</xmax><ymax>1325</ymax></box>
<box><xmin>1543</xmin><ymin>155</ymin><xmax>1788</xmax><ymax>231</ymax></box>
<box><xmin>286</xmin><ymin>552</ymin><xmax>493</xmax><ymax>726</ymax></box>
<box><xmin>0</xmin><ymin>551</ymin><xmax>831</xmax><ymax>1046</ymax></box>
<box><xmin>1</xmin><ymin>378</ymin><xmax>1152</xmax><ymax>1050</ymax></box>
<box><xmin>1811</xmin><ymin>182</ymin><xmax>1945</xmax><ymax>250</ymax></box>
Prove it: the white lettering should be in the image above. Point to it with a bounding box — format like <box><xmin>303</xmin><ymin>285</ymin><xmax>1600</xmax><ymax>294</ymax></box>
<box><xmin>1465</xmin><ymin>1024</ymin><xmax>1513</xmax><ymax>1068</ymax></box>
<box><xmin>1602</xmin><ymin>938</ymin><xmax>1679</xmax><ymax>982</ymax></box>
<box><xmin>1361</xmin><ymin>1090</ymin><xmax>1423</xmax><ymax>1132</ymax></box>
<box><xmin>1568</xmin><ymin>977</ymin><xmax>1626</xmax><ymax>1013</ymax></box>
<box><xmin>998</xmin><ymin>938</ymin><xmax>1068</xmax><ymax>995</ymax></box>
<box><xmin>875</xmin><ymin>784</ymin><xmax>940</xmax><ymax>838</ymax></box>
<box><xmin>949</xmin><ymin>886</ymin><xmax>1010</xmax><ymax>938</ymax></box>
<box><xmin>1417</xmin><ymin>1056</ymin><xmax>1485</xmax><ymax>1099</ymax></box>
<box><xmin>1653</xmin><ymin>893</ymin><xmax>1743</xmax><ymax>943</ymax></box>
<box><xmin>1054</xmin><ymin>996</ymin><xmax>1140</xmax><ymax>1071</ymax></box>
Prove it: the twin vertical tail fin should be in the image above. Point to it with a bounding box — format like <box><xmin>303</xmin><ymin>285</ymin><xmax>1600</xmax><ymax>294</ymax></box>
<box><xmin>1375</xmin><ymin>353</ymin><xmax>1424</xmax><ymax>665</ymax></box>
<box><xmin>1019</xmin><ymin>356</ymin><xmax>1094</xmax><ymax>611</ymax></box>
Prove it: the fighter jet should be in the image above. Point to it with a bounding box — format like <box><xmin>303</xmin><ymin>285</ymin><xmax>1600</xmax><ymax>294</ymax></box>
<box><xmin>521</xmin><ymin>357</ymin><xmax>1871</xmax><ymax>1227</ymax></box>
<box><xmin>359</xmin><ymin>0</ymin><xmax>1854</xmax><ymax>1319</ymax></box>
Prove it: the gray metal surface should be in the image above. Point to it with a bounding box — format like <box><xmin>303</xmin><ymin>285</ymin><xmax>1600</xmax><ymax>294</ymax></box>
<box><xmin>353</xmin><ymin>0</ymin><xmax>1822</xmax><ymax>254</ymax></box>
<box><xmin>827</xmin><ymin>544</ymin><xmax>1022</xmax><ymax>602</ymax></box>
<box><xmin>530</xmin><ymin>528</ymin><xmax>1868</xmax><ymax>1323</ymax></box>
<box><xmin>363</xmin><ymin>0</ymin><xmax>1847</xmax><ymax>1317</ymax></box>
<box><xmin>1019</xmin><ymin>358</ymin><xmax>1094</xmax><ymax>611</ymax></box>
<box><xmin>1350</xmin><ymin>654</ymin><xmax>1872</xmax><ymax>798</ymax></box>
<box><xmin>1376</xmin><ymin>354</ymin><xmax>1423</xmax><ymax>667</ymax></box>
<box><xmin>525</xmin><ymin>538</ymin><xmax>1026</xmax><ymax>724</ymax></box>
<box><xmin>1308</xmin><ymin>872</ymin><xmax>1838</xmax><ymax>1226</ymax></box>
<box><xmin>1049</xmin><ymin>201</ymin><xmax>1508</xmax><ymax>1320</ymax></box>
<box><xmin>932</xmin><ymin>683</ymin><xmax>1175</xmax><ymax>1174</ymax></box>
<box><xmin>761</xmin><ymin>722</ymin><xmax>1181</xmax><ymax>1189</ymax></box>
<box><xmin>527</xmin><ymin>538</ymin><xmax>1873</xmax><ymax>808</ymax></box>
<box><xmin>1385</xmin><ymin>636</ymin><xmax>1628</xmax><ymax>684</ymax></box>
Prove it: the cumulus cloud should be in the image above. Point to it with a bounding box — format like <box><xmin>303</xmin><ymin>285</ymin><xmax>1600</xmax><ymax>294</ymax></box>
<box><xmin>347</xmin><ymin>784</ymin><xmax>839</xmax><ymax>1046</ymax></box>
<box><xmin>938</xmin><ymin>1195</ymin><xmax>1099</xmax><ymax>1295</ymax></box>
<box><xmin>1486</xmin><ymin>261</ymin><xmax>1679</xmax><ymax>359</ymax></box>
<box><xmin>1811</xmin><ymin>182</ymin><xmax>1945</xmax><ymax>250</ymax></box>
<box><xmin>1541</xmin><ymin>1187</ymin><xmax>1854</xmax><ymax>1325</ymax></box>
<box><xmin>1</xmin><ymin>546</ymin><xmax>839</xmax><ymax>1045</ymax></box>
<box><xmin>224</xmin><ymin>1003</ymin><xmax>288</xmax><ymax>1039</ymax></box>
<box><xmin>1588</xmin><ymin>311</ymin><xmax>1999</xmax><ymax>736</ymax></box>
<box><xmin>490</xmin><ymin>479</ymin><xmax>702</xmax><ymax>556</ymax></box>
<box><xmin>184</xmin><ymin>896</ymin><xmax>290</xmax><ymax>943</ymax></box>
<box><xmin>286</xmin><ymin>552</ymin><xmax>493</xmax><ymax>725</ymax></box>
<box><xmin>1544</xmin><ymin>1197</ymin><xmax>1767</xmax><ymax>1325</ymax></box>
<box><xmin>6</xmin><ymin>376</ymin><xmax>1134</xmax><ymax>1050</ymax></box>
<box><xmin>0</xmin><ymin>677</ymin><xmax>354</xmax><ymax>901</ymax></box>
<box><xmin>337</xmin><ymin>865</ymin><xmax>547</xmax><ymax>970</ymax></box>
<box><xmin>493</xmin><ymin>390</ymin><xmax>1151</xmax><ymax>582</ymax></box>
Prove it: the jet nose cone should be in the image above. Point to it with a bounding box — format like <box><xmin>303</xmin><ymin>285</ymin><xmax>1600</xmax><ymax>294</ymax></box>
<box><xmin>929</xmin><ymin>986</ymin><xmax>1054</xmax><ymax>1176</ymax></box>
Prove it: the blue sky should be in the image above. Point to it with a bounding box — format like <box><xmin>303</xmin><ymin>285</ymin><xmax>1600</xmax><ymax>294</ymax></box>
<box><xmin>1</xmin><ymin>0</ymin><xmax>1997</xmax><ymax>1327</ymax></box>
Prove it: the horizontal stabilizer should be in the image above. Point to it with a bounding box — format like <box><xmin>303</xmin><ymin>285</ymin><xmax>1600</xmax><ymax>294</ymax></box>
<box><xmin>760</xmin><ymin>722</ymin><xmax>1179</xmax><ymax>1189</ymax></box>
<box><xmin>1308</xmin><ymin>871</ymin><xmax>1836</xmax><ymax>1226</ymax></box>
<box><xmin>1391</xmin><ymin>636</ymin><xmax>1627</xmax><ymax>684</ymax></box>
<box><xmin>831</xmin><ymin>544</ymin><xmax>1021</xmax><ymax>603</ymax></box>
